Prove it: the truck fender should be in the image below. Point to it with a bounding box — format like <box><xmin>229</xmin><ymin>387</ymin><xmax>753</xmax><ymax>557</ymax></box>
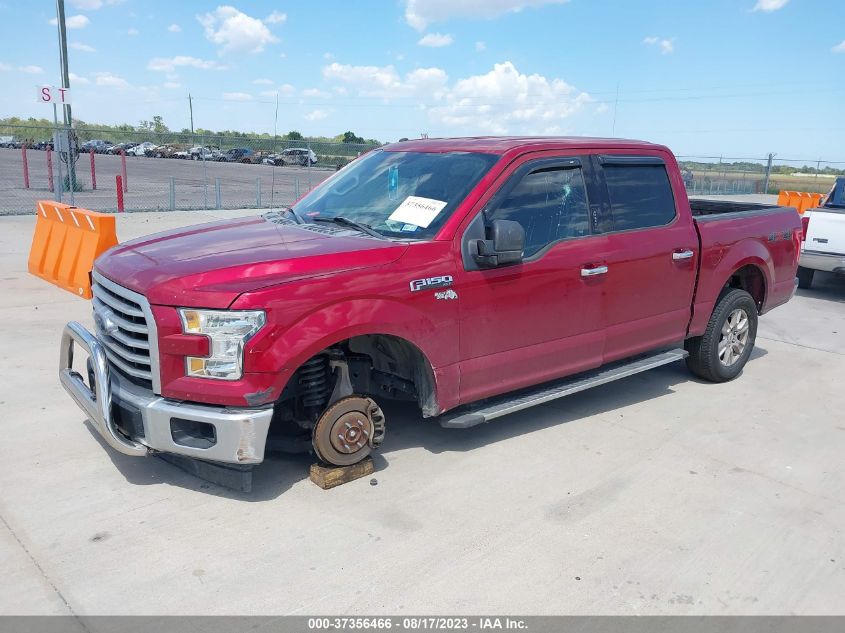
<box><xmin>253</xmin><ymin>298</ymin><xmax>457</xmax><ymax>415</ymax></box>
<box><xmin>689</xmin><ymin>238</ymin><xmax>773</xmax><ymax>337</ymax></box>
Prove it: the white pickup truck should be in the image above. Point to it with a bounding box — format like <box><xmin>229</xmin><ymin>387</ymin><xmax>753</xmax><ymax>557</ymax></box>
<box><xmin>798</xmin><ymin>176</ymin><xmax>845</xmax><ymax>289</ymax></box>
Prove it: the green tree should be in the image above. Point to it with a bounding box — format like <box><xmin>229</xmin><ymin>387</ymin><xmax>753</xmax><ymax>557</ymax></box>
<box><xmin>286</xmin><ymin>130</ymin><xmax>303</xmax><ymax>140</ymax></box>
<box><xmin>342</xmin><ymin>131</ymin><xmax>365</xmax><ymax>144</ymax></box>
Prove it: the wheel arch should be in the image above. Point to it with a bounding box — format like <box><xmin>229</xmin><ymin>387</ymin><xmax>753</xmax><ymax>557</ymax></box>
<box><xmin>689</xmin><ymin>241</ymin><xmax>774</xmax><ymax>337</ymax></box>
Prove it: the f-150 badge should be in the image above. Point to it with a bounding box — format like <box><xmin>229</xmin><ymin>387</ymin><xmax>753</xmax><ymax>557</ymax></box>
<box><xmin>410</xmin><ymin>275</ymin><xmax>453</xmax><ymax>292</ymax></box>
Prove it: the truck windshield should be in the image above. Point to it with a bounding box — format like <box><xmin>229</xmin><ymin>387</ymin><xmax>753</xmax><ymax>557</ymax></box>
<box><xmin>291</xmin><ymin>149</ymin><xmax>499</xmax><ymax>239</ymax></box>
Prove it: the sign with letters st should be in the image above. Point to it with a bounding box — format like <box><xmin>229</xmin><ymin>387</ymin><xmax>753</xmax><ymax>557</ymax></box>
<box><xmin>37</xmin><ymin>86</ymin><xmax>72</xmax><ymax>105</ymax></box>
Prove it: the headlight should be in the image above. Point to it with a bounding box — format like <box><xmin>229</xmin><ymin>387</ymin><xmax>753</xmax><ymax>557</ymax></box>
<box><xmin>178</xmin><ymin>309</ymin><xmax>266</xmax><ymax>380</ymax></box>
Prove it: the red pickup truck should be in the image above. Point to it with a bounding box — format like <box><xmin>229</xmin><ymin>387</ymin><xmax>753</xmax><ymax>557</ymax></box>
<box><xmin>60</xmin><ymin>137</ymin><xmax>801</xmax><ymax>481</ymax></box>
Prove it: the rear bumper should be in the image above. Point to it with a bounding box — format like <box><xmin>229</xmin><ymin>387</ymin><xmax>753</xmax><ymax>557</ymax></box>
<box><xmin>59</xmin><ymin>321</ymin><xmax>273</xmax><ymax>464</ymax></box>
<box><xmin>799</xmin><ymin>250</ymin><xmax>845</xmax><ymax>273</ymax></box>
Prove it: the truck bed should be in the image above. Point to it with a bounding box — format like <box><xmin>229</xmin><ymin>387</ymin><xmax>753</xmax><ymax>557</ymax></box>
<box><xmin>685</xmin><ymin>198</ymin><xmax>801</xmax><ymax>335</ymax></box>
<box><xmin>689</xmin><ymin>198</ymin><xmax>786</xmax><ymax>219</ymax></box>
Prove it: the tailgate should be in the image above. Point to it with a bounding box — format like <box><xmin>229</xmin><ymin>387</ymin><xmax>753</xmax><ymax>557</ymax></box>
<box><xmin>804</xmin><ymin>210</ymin><xmax>845</xmax><ymax>255</ymax></box>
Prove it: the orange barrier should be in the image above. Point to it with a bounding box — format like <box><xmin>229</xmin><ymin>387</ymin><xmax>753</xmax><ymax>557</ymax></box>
<box><xmin>778</xmin><ymin>190</ymin><xmax>824</xmax><ymax>215</ymax></box>
<box><xmin>27</xmin><ymin>200</ymin><xmax>118</xmax><ymax>299</ymax></box>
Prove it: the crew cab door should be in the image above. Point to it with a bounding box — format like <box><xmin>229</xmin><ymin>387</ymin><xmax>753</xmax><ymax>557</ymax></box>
<box><xmin>592</xmin><ymin>154</ymin><xmax>698</xmax><ymax>362</ymax></box>
<box><xmin>455</xmin><ymin>153</ymin><xmax>607</xmax><ymax>404</ymax></box>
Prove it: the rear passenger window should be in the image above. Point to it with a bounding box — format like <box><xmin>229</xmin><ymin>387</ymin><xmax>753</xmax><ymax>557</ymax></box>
<box><xmin>488</xmin><ymin>166</ymin><xmax>590</xmax><ymax>257</ymax></box>
<box><xmin>603</xmin><ymin>163</ymin><xmax>676</xmax><ymax>231</ymax></box>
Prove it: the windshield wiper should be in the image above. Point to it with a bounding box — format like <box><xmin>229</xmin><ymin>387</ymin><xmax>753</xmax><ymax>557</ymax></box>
<box><xmin>312</xmin><ymin>216</ymin><xmax>388</xmax><ymax>240</ymax></box>
<box><xmin>282</xmin><ymin>206</ymin><xmax>305</xmax><ymax>224</ymax></box>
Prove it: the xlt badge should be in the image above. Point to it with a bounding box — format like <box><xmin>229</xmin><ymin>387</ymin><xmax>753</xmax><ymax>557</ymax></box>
<box><xmin>410</xmin><ymin>275</ymin><xmax>453</xmax><ymax>292</ymax></box>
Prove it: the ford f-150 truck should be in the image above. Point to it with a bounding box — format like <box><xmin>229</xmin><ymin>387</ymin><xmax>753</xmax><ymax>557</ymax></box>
<box><xmin>59</xmin><ymin>137</ymin><xmax>801</xmax><ymax>478</ymax></box>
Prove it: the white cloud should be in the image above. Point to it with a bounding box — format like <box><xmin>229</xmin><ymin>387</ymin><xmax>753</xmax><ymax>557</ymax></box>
<box><xmin>265</xmin><ymin>10</ymin><xmax>286</xmax><ymax>24</ymax></box>
<box><xmin>127</xmin><ymin>27</ymin><xmax>139</xmax><ymax>36</ymax></box>
<box><xmin>252</xmin><ymin>78</ymin><xmax>274</xmax><ymax>85</ymax></box>
<box><xmin>404</xmin><ymin>0</ymin><xmax>569</xmax><ymax>30</ymax></box>
<box><xmin>94</xmin><ymin>71</ymin><xmax>128</xmax><ymax>87</ymax></box>
<box><xmin>475</xmin><ymin>41</ymin><xmax>486</xmax><ymax>51</ymax></box>
<box><xmin>147</xmin><ymin>56</ymin><xmax>227</xmax><ymax>72</ymax></box>
<box><xmin>222</xmin><ymin>91</ymin><xmax>253</xmax><ymax>101</ymax></box>
<box><xmin>163</xmin><ymin>81</ymin><xmax>181</xmax><ymax>89</ymax></box>
<box><xmin>19</xmin><ymin>65</ymin><xmax>44</xmax><ymax>74</ymax></box>
<box><xmin>49</xmin><ymin>14</ymin><xmax>90</xmax><ymax>28</ymax></box>
<box><xmin>70</xmin><ymin>42</ymin><xmax>96</xmax><ymax>52</ymax></box>
<box><xmin>426</xmin><ymin>61</ymin><xmax>591</xmax><ymax>134</ymax></box>
<box><xmin>833</xmin><ymin>40</ymin><xmax>845</xmax><ymax>53</ymax></box>
<box><xmin>197</xmin><ymin>6</ymin><xmax>279</xmax><ymax>55</ymax></box>
<box><xmin>323</xmin><ymin>62</ymin><xmax>448</xmax><ymax>99</ymax></box>
<box><xmin>304</xmin><ymin>109</ymin><xmax>329</xmax><ymax>121</ymax></box>
<box><xmin>280</xmin><ymin>83</ymin><xmax>295</xmax><ymax>94</ymax></box>
<box><xmin>323</xmin><ymin>52</ymin><xmax>335</xmax><ymax>60</ymax></box>
<box><xmin>167</xmin><ymin>23</ymin><xmax>181</xmax><ymax>33</ymax></box>
<box><xmin>0</xmin><ymin>63</ymin><xmax>11</xmax><ymax>72</ymax></box>
<box><xmin>302</xmin><ymin>87</ymin><xmax>329</xmax><ymax>98</ymax></box>
<box><xmin>417</xmin><ymin>32</ymin><xmax>453</xmax><ymax>47</ymax></box>
<box><xmin>642</xmin><ymin>36</ymin><xmax>674</xmax><ymax>54</ymax></box>
<box><xmin>69</xmin><ymin>72</ymin><xmax>90</xmax><ymax>84</ymax></box>
<box><xmin>752</xmin><ymin>0</ymin><xmax>789</xmax><ymax>11</ymax></box>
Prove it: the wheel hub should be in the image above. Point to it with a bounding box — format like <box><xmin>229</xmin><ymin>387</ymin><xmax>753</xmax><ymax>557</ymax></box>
<box><xmin>330</xmin><ymin>411</ymin><xmax>372</xmax><ymax>454</ymax></box>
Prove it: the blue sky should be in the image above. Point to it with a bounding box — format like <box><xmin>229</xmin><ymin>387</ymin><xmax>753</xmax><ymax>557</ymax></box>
<box><xmin>1</xmin><ymin>0</ymin><xmax>843</xmax><ymax>159</ymax></box>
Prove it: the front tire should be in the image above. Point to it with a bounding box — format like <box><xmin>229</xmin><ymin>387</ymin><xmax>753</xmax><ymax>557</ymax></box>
<box><xmin>685</xmin><ymin>288</ymin><xmax>758</xmax><ymax>382</ymax></box>
<box><xmin>797</xmin><ymin>266</ymin><xmax>814</xmax><ymax>289</ymax></box>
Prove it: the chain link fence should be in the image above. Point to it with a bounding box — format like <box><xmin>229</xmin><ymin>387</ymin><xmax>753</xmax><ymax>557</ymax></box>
<box><xmin>677</xmin><ymin>155</ymin><xmax>845</xmax><ymax>196</ymax></box>
<box><xmin>2</xmin><ymin>123</ymin><xmax>843</xmax><ymax>214</ymax></box>
<box><xmin>0</xmin><ymin>123</ymin><xmax>378</xmax><ymax>215</ymax></box>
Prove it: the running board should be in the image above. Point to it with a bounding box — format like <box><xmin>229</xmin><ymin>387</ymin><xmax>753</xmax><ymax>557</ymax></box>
<box><xmin>438</xmin><ymin>348</ymin><xmax>688</xmax><ymax>429</ymax></box>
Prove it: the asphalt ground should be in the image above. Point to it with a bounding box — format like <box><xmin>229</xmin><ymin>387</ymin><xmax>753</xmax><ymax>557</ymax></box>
<box><xmin>0</xmin><ymin>147</ymin><xmax>334</xmax><ymax>215</ymax></box>
<box><xmin>0</xmin><ymin>209</ymin><xmax>843</xmax><ymax>615</ymax></box>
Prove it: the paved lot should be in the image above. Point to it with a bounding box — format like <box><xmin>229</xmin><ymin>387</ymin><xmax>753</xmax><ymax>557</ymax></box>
<box><xmin>0</xmin><ymin>148</ymin><xmax>334</xmax><ymax>214</ymax></box>
<box><xmin>0</xmin><ymin>210</ymin><xmax>843</xmax><ymax>615</ymax></box>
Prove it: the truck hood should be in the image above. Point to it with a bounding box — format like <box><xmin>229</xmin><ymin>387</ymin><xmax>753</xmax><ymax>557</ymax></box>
<box><xmin>94</xmin><ymin>215</ymin><xmax>407</xmax><ymax>307</ymax></box>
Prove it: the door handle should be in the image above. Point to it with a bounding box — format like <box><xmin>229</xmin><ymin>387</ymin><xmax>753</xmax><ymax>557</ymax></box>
<box><xmin>672</xmin><ymin>249</ymin><xmax>695</xmax><ymax>260</ymax></box>
<box><xmin>581</xmin><ymin>265</ymin><xmax>608</xmax><ymax>277</ymax></box>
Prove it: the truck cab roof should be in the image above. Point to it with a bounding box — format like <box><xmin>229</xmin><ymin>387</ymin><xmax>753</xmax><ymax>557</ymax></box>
<box><xmin>384</xmin><ymin>136</ymin><xmax>663</xmax><ymax>155</ymax></box>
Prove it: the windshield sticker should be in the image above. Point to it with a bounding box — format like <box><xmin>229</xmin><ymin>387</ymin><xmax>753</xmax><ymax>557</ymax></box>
<box><xmin>388</xmin><ymin>165</ymin><xmax>399</xmax><ymax>201</ymax></box>
<box><xmin>401</xmin><ymin>224</ymin><xmax>419</xmax><ymax>232</ymax></box>
<box><xmin>388</xmin><ymin>196</ymin><xmax>448</xmax><ymax>229</ymax></box>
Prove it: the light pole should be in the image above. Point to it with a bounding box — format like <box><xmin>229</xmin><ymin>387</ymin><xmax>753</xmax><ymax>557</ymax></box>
<box><xmin>55</xmin><ymin>0</ymin><xmax>77</xmax><ymax>196</ymax></box>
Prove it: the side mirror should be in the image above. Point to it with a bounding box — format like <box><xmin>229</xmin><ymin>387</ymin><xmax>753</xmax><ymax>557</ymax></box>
<box><xmin>472</xmin><ymin>219</ymin><xmax>525</xmax><ymax>268</ymax></box>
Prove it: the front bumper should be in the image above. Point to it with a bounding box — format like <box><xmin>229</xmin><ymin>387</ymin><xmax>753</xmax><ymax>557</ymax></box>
<box><xmin>59</xmin><ymin>321</ymin><xmax>273</xmax><ymax>464</ymax></box>
<box><xmin>799</xmin><ymin>250</ymin><xmax>845</xmax><ymax>273</ymax></box>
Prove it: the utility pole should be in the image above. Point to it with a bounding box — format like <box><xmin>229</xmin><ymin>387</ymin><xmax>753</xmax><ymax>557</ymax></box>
<box><xmin>763</xmin><ymin>152</ymin><xmax>775</xmax><ymax>195</ymax></box>
<box><xmin>55</xmin><ymin>0</ymin><xmax>76</xmax><ymax>197</ymax></box>
<box><xmin>188</xmin><ymin>93</ymin><xmax>194</xmax><ymax>134</ymax></box>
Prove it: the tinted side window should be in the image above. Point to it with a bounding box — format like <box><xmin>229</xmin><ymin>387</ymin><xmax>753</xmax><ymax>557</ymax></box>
<box><xmin>603</xmin><ymin>164</ymin><xmax>676</xmax><ymax>231</ymax></box>
<box><xmin>488</xmin><ymin>166</ymin><xmax>590</xmax><ymax>257</ymax></box>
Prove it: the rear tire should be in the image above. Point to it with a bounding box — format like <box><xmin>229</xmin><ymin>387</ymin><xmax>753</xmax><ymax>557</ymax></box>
<box><xmin>797</xmin><ymin>266</ymin><xmax>814</xmax><ymax>289</ymax></box>
<box><xmin>685</xmin><ymin>288</ymin><xmax>758</xmax><ymax>383</ymax></box>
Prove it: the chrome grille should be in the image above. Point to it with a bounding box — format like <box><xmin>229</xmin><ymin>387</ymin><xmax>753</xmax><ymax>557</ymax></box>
<box><xmin>91</xmin><ymin>272</ymin><xmax>161</xmax><ymax>393</ymax></box>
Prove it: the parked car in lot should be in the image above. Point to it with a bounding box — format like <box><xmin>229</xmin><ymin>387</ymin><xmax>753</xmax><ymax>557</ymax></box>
<box><xmin>280</xmin><ymin>147</ymin><xmax>318</xmax><ymax>166</ymax></box>
<box><xmin>80</xmin><ymin>139</ymin><xmax>112</xmax><ymax>154</ymax></box>
<box><xmin>189</xmin><ymin>145</ymin><xmax>223</xmax><ymax>161</ymax></box>
<box><xmin>151</xmin><ymin>144</ymin><xmax>188</xmax><ymax>159</ymax></box>
<box><xmin>109</xmin><ymin>142</ymin><xmax>138</xmax><ymax>155</ymax></box>
<box><xmin>127</xmin><ymin>142</ymin><xmax>156</xmax><ymax>157</ymax></box>
<box><xmin>797</xmin><ymin>176</ymin><xmax>845</xmax><ymax>288</ymax></box>
<box><xmin>221</xmin><ymin>147</ymin><xmax>253</xmax><ymax>162</ymax></box>
<box><xmin>60</xmin><ymin>137</ymin><xmax>801</xmax><ymax>478</ymax></box>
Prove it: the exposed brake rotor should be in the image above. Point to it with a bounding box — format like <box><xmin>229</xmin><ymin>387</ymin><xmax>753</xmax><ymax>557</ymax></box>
<box><xmin>312</xmin><ymin>396</ymin><xmax>385</xmax><ymax>467</ymax></box>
